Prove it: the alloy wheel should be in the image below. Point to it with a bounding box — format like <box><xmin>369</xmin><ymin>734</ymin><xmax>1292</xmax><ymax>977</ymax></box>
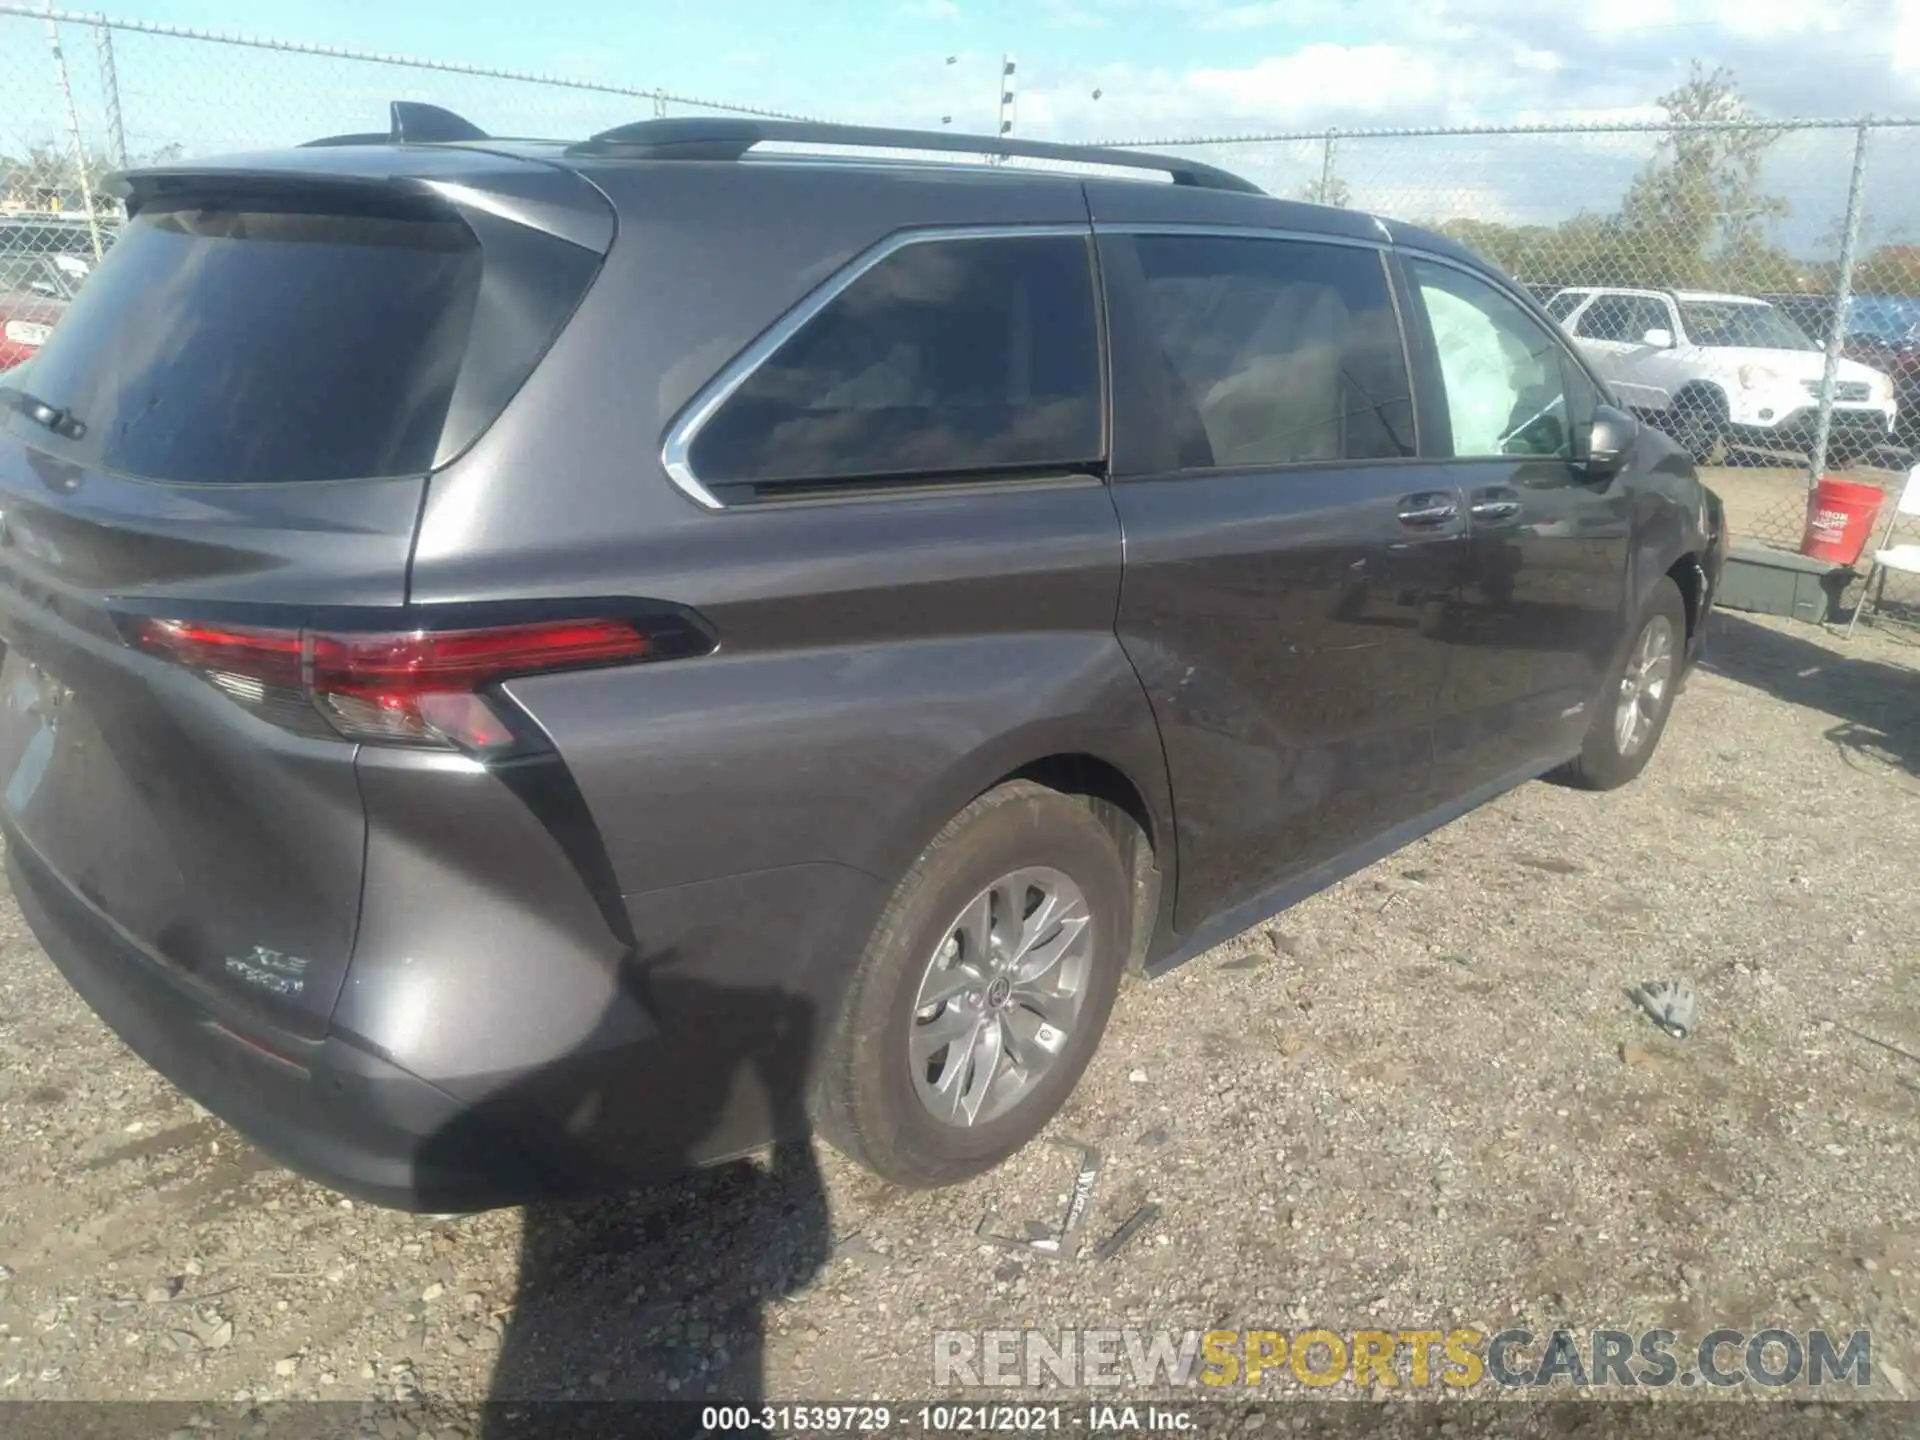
<box><xmin>909</xmin><ymin>867</ymin><xmax>1093</xmax><ymax>1128</ymax></box>
<box><xmin>1614</xmin><ymin>613</ymin><xmax>1676</xmax><ymax>757</ymax></box>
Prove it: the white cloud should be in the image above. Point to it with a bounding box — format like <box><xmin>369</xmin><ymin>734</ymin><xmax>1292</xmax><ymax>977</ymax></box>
<box><xmin>1040</xmin><ymin>0</ymin><xmax>1114</xmax><ymax>27</ymax></box>
<box><xmin>1898</xmin><ymin>2</ymin><xmax>1920</xmax><ymax>79</ymax></box>
<box><xmin>942</xmin><ymin>0</ymin><xmax>1920</xmax><ymax>249</ymax></box>
<box><xmin>1001</xmin><ymin>0</ymin><xmax>1920</xmax><ymax>143</ymax></box>
<box><xmin>1195</xmin><ymin>2</ymin><xmax>1301</xmax><ymax>28</ymax></box>
<box><xmin>1186</xmin><ymin>44</ymin><xmax>1446</xmax><ymax>119</ymax></box>
<box><xmin>1714</xmin><ymin>0</ymin><xmax>1853</xmax><ymax>38</ymax></box>
<box><xmin>823</xmin><ymin>0</ymin><xmax>1920</xmax><ymax>245</ymax></box>
<box><xmin>1580</xmin><ymin>0</ymin><xmax>1681</xmax><ymax>36</ymax></box>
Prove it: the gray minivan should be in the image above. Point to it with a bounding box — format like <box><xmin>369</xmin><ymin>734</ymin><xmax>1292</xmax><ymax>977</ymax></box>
<box><xmin>0</xmin><ymin>108</ymin><xmax>1724</xmax><ymax>1210</ymax></box>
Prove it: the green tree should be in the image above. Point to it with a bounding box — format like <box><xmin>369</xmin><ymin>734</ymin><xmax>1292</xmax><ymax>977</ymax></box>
<box><xmin>1299</xmin><ymin>171</ymin><xmax>1351</xmax><ymax>208</ymax></box>
<box><xmin>1433</xmin><ymin>213</ymin><xmax>1641</xmax><ymax>289</ymax></box>
<box><xmin>1</xmin><ymin>139</ymin><xmax>181</xmax><ymax>213</ymax></box>
<box><xmin>1852</xmin><ymin>244</ymin><xmax>1920</xmax><ymax>297</ymax></box>
<box><xmin>1618</xmin><ymin>63</ymin><xmax>1789</xmax><ymax>288</ymax></box>
<box><xmin>1433</xmin><ymin>217</ymin><xmax>1529</xmax><ymax>273</ymax></box>
<box><xmin>1432</xmin><ymin>65</ymin><xmax>1794</xmax><ymax>298</ymax></box>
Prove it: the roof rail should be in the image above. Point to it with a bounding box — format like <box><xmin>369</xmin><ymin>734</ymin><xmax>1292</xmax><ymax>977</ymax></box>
<box><xmin>569</xmin><ymin>118</ymin><xmax>1263</xmax><ymax>194</ymax></box>
<box><xmin>303</xmin><ymin>101</ymin><xmax>489</xmax><ymax>148</ymax></box>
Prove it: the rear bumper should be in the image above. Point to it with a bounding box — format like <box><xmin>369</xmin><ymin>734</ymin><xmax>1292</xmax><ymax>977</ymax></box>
<box><xmin>6</xmin><ymin>823</ymin><xmax>545</xmax><ymax>1211</ymax></box>
<box><xmin>8</xmin><ymin>817</ymin><xmax>858</xmax><ymax>1211</ymax></box>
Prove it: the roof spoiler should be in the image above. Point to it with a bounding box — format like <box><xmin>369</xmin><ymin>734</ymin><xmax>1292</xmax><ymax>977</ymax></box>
<box><xmin>303</xmin><ymin>101</ymin><xmax>490</xmax><ymax>149</ymax></box>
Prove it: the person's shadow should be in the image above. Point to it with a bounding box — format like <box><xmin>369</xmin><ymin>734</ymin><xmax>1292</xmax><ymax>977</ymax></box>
<box><xmin>1701</xmin><ymin>609</ymin><xmax>1920</xmax><ymax>777</ymax></box>
<box><xmin>415</xmin><ymin>961</ymin><xmax>832</xmax><ymax>1437</ymax></box>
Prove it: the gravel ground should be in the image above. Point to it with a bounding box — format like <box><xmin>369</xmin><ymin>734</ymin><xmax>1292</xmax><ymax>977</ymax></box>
<box><xmin>2</xmin><ymin>608</ymin><xmax>1919</xmax><ymax>1417</ymax></box>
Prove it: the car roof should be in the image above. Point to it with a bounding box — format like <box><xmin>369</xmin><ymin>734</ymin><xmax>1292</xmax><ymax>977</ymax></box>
<box><xmin>1671</xmin><ymin>289</ymin><xmax>1769</xmax><ymax>304</ymax></box>
<box><xmin>1554</xmin><ymin>286</ymin><xmax>1776</xmax><ymax>306</ymax></box>
<box><xmin>110</xmin><ymin>105</ymin><xmax>1512</xmax><ymax>287</ymax></box>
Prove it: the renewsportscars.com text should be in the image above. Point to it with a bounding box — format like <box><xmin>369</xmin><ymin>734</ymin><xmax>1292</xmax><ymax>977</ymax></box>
<box><xmin>932</xmin><ymin>1327</ymin><xmax>1872</xmax><ymax>1390</ymax></box>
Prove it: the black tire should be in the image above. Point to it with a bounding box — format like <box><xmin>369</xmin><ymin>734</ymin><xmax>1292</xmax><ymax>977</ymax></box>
<box><xmin>1671</xmin><ymin>386</ymin><xmax>1728</xmax><ymax>466</ymax></box>
<box><xmin>1555</xmin><ymin>577</ymin><xmax>1688</xmax><ymax>791</ymax></box>
<box><xmin>816</xmin><ymin>781</ymin><xmax>1130</xmax><ymax>1188</ymax></box>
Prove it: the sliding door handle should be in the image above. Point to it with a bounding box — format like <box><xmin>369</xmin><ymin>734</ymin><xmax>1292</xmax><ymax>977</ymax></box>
<box><xmin>1397</xmin><ymin>493</ymin><xmax>1459</xmax><ymax>528</ymax></box>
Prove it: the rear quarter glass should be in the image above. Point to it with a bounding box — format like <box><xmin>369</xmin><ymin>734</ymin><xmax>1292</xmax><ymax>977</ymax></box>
<box><xmin>2</xmin><ymin>191</ymin><xmax>598</xmax><ymax>484</ymax></box>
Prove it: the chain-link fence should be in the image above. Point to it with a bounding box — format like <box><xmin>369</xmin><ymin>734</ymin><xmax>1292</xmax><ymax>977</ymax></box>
<box><xmin>1106</xmin><ymin>119</ymin><xmax>1920</xmax><ymax>611</ymax></box>
<box><xmin>0</xmin><ymin>6</ymin><xmax>819</xmax><ymax>270</ymax></box>
<box><xmin>4</xmin><ymin>8</ymin><xmax>1919</xmax><ymax>613</ymax></box>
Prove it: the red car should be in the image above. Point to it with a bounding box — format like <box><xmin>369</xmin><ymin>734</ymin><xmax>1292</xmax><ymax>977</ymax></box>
<box><xmin>0</xmin><ymin>253</ymin><xmax>77</xmax><ymax>372</ymax></box>
<box><xmin>1843</xmin><ymin>296</ymin><xmax>1920</xmax><ymax>442</ymax></box>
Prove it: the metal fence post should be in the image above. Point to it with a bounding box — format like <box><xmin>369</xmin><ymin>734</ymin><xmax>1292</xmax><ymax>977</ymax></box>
<box><xmin>41</xmin><ymin>4</ymin><xmax>104</xmax><ymax>259</ymax></box>
<box><xmin>1319</xmin><ymin>128</ymin><xmax>1336</xmax><ymax>202</ymax></box>
<box><xmin>96</xmin><ymin>15</ymin><xmax>127</xmax><ymax>167</ymax></box>
<box><xmin>1808</xmin><ymin>122</ymin><xmax>1872</xmax><ymax>488</ymax></box>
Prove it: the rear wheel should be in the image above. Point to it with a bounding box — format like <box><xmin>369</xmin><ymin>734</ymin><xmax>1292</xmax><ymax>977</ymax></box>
<box><xmin>1555</xmin><ymin>577</ymin><xmax>1687</xmax><ymax>791</ymax></box>
<box><xmin>817</xmin><ymin>782</ymin><xmax>1130</xmax><ymax>1187</ymax></box>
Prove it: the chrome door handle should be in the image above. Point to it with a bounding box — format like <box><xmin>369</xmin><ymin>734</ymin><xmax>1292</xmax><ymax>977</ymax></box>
<box><xmin>1471</xmin><ymin>498</ymin><xmax>1522</xmax><ymax>520</ymax></box>
<box><xmin>1397</xmin><ymin>493</ymin><xmax>1459</xmax><ymax>528</ymax></box>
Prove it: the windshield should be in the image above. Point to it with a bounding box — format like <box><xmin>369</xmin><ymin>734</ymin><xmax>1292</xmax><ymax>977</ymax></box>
<box><xmin>1678</xmin><ymin>301</ymin><xmax>1816</xmax><ymax>351</ymax></box>
<box><xmin>1848</xmin><ymin>296</ymin><xmax>1920</xmax><ymax>344</ymax></box>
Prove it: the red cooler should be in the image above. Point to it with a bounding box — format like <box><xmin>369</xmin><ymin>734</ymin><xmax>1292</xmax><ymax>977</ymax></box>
<box><xmin>1802</xmin><ymin>476</ymin><xmax>1885</xmax><ymax>566</ymax></box>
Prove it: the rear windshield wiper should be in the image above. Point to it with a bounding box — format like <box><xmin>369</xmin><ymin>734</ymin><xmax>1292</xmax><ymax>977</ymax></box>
<box><xmin>0</xmin><ymin>387</ymin><xmax>86</xmax><ymax>441</ymax></box>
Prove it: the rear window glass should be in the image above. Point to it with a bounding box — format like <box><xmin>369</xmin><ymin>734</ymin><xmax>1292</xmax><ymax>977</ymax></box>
<box><xmin>4</xmin><ymin>199</ymin><xmax>482</xmax><ymax>484</ymax></box>
<box><xmin>687</xmin><ymin>233</ymin><xmax>1102</xmax><ymax>492</ymax></box>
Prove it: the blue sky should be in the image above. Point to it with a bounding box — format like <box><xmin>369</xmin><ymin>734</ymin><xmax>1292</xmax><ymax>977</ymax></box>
<box><xmin>86</xmin><ymin>0</ymin><xmax>1387</xmax><ymax>135</ymax></box>
<box><xmin>7</xmin><ymin>1</ymin><xmax>1920</xmax><ymax>251</ymax></box>
<box><xmin>70</xmin><ymin>0</ymin><xmax>1920</xmax><ymax>140</ymax></box>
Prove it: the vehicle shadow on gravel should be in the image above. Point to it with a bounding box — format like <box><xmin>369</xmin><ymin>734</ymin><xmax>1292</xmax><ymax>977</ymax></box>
<box><xmin>1700</xmin><ymin>610</ymin><xmax>1920</xmax><ymax>777</ymax></box>
<box><xmin>417</xmin><ymin>970</ymin><xmax>832</xmax><ymax>1436</ymax></box>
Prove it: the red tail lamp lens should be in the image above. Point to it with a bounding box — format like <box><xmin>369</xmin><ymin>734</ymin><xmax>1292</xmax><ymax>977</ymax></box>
<box><xmin>131</xmin><ymin>616</ymin><xmax>653</xmax><ymax>753</ymax></box>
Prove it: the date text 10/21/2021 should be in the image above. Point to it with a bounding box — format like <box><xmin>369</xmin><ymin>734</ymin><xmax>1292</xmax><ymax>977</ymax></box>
<box><xmin>700</xmin><ymin>1406</ymin><xmax>1194</xmax><ymax>1432</ymax></box>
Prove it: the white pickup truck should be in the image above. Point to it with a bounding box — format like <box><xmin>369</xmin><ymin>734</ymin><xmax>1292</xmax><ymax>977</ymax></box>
<box><xmin>1547</xmin><ymin>286</ymin><xmax>1896</xmax><ymax>463</ymax></box>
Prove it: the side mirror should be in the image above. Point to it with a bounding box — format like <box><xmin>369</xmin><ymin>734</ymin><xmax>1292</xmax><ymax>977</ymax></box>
<box><xmin>1641</xmin><ymin>328</ymin><xmax>1674</xmax><ymax>349</ymax></box>
<box><xmin>1584</xmin><ymin>404</ymin><xmax>1638</xmax><ymax>478</ymax></box>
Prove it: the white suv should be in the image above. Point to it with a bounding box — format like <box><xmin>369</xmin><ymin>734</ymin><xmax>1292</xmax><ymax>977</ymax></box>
<box><xmin>1547</xmin><ymin>287</ymin><xmax>1896</xmax><ymax>463</ymax></box>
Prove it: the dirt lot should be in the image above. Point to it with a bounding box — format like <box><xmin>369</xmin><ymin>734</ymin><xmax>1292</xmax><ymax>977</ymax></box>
<box><xmin>2</xmin><ymin>608</ymin><xmax>1919</xmax><ymax>1418</ymax></box>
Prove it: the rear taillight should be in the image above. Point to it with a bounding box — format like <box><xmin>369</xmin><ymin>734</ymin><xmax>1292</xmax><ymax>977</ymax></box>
<box><xmin>124</xmin><ymin>615</ymin><xmax>674</xmax><ymax>756</ymax></box>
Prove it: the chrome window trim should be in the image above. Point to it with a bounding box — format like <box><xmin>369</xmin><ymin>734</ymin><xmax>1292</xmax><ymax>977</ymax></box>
<box><xmin>1092</xmin><ymin>220</ymin><xmax>1387</xmax><ymax>252</ymax></box>
<box><xmin>659</xmin><ymin>222</ymin><xmax>1094</xmax><ymax>510</ymax></box>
